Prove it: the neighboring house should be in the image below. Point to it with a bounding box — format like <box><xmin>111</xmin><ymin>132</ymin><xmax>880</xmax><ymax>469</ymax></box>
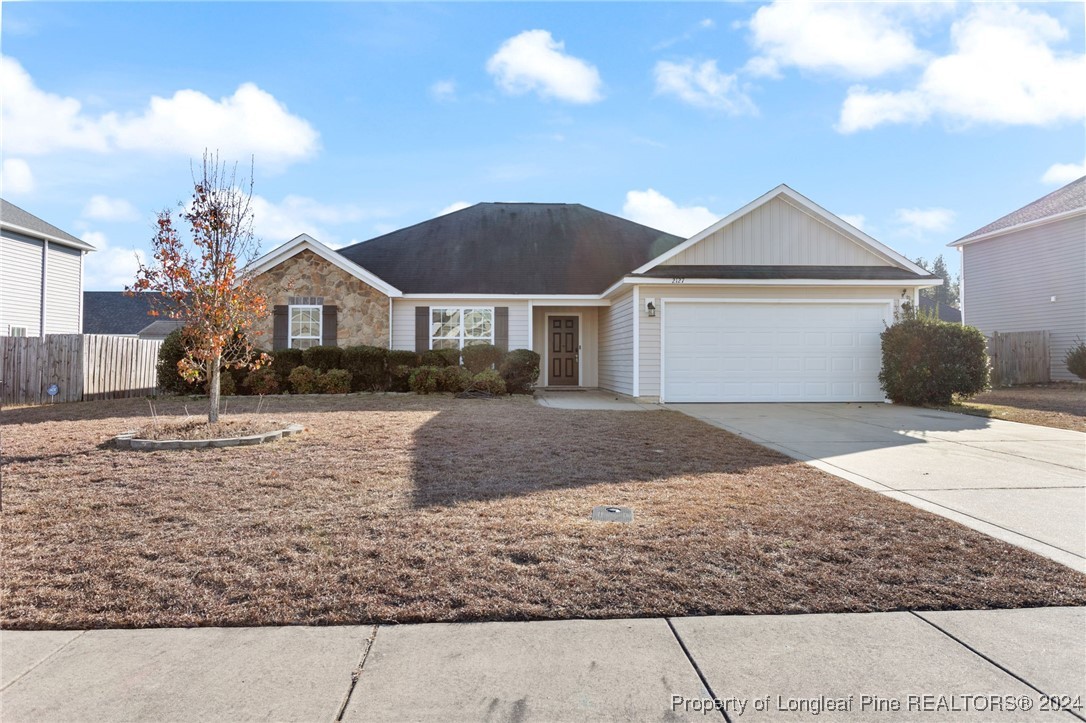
<box><xmin>918</xmin><ymin>296</ymin><xmax>962</xmax><ymax>323</ymax></box>
<box><xmin>0</xmin><ymin>199</ymin><xmax>95</xmax><ymax>336</ymax></box>
<box><xmin>83</xmin><ymin>291</ymin><xmax>184</xmax><ymax>340</ymax></box>
<box><xmin>246</xmin><ymin>185</ymin><xmax>938</xmax><ymax>402</ymax></box>
<box><xmin>949</xmin><ymin>176</ymin><xmax>1086</xmax><ymax>381</ymax></box>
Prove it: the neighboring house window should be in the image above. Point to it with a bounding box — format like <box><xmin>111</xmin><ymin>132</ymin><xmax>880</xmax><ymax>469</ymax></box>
<box><xmin>289</xmin><ymin>305</ymin><xmax>322</xmax><ymax>349</ymax></box>
<box><xmin>430</xmin><ymin>308</ymin><xmax>494</xmax><ymax>349</ymax></box>
<box><xmin>8</xmin><ymin>326</ymin><xmax>27</xmax><ymax>337</ymax></box>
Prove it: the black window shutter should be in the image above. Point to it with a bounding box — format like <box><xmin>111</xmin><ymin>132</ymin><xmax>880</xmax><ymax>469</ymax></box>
<box><xmin>415</xmin><ymin>307</ymin><xmax>429</xmax><ymax>353</ymax></box>
<box><xmin>494</xmin><ymin>307</ymin><xmax>509</xmax><ymax>351</ymax></box>
<box><xmin>323</xmin><ymin>305</ymin><xmax>338</xmax><ymax>346</ymax></box>
<box><xmin>272</xmin><ymin>305</ymin><xmax>288</xmax><ymax>350</ymax></box>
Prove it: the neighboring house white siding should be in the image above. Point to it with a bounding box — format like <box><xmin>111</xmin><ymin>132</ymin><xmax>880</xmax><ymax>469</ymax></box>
<box><xmin>635</xmin><ymin>284</ymin><xmax>905</xmax><ymax>400</ymax></box>
<box><xmin>391</xmin><ymin>298</ymin><xmax>530</xmax><ymax>351</ymax></box>
<box><xmin>532</xmin><ymin>306</ymin><xmax>598</xmax><ymax>387</ymax></box>
<box><xmin>0</xmin><ymin>233</ymin><xmax>44</xmax><ymax>336</ymax></box>
<box><xmin>598</xmin><ymin>289</ymin><xmax>634</xmax><ymax>395</ymax></box>
<box><xmin>661</xmin><ymin>196</ymin><xmax>890</xmax><ymax>267</ymax></box>
<box><xmin>44</xmin><ymin>243</ymin><xmax>83</xmax><ymax>334</ymax></box>
<box><xmin>961</xmin><ymin>214</ymin><xmax>1086</xmax><ymax>381</ymax></box>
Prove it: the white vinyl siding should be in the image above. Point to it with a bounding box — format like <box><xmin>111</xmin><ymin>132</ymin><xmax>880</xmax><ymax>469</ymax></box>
<box><xmin>44</xmin><ymin>243</ymin><xmax>82</xmax><ymax>334</ymax></box>
<box><xmin>636</xmin><ymin>284</ymin><xmax>904</xmax><ymax>399</ymax></box>
<box><xmin>598</xmin><ymin>289</ymin><xmax>634</xmax><ymax>395</ymax></box>
<box><xmin>661</xmin><ymin>196</ymin><xmax>890</xmax><ymax>267</ymax></box>
<box><xmin>0</xmin><ymin>233</ymin><xmax>44</xmax><ymax>337</ymax></box>
<box><xmin>392</xmin><ymin>299</ymin><xmax>529</xmax><ymax>351</ymax></box>
<box><xmin>961</xmin><ymin>214</ymin><xmax>1086</xmax><ymax>381</ymax></box>
<box><xmin>531</xmin><ymin>306</ymin><xmax>598</xmax><ymax>387</ymax></box>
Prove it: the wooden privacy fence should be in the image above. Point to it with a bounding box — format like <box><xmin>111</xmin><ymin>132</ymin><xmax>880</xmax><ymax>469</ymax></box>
<box><xmin>1</xmin><ymin>334</ymin><xmax>162</xmax><ymax>407</ymax></box>
<box><xmin>988</xmin><ymin>330</ymin><xmax>1050</xmax><ymax>387</ymax></box>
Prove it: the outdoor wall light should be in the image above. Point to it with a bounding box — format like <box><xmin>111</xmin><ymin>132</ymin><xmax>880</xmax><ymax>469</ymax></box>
<box><xmin>646</xmin><ymin>300</ymin><xmax>656</xmax><ymax>317</ymax></box>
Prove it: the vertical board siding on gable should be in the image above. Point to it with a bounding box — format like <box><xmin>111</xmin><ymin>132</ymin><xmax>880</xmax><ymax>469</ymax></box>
<box><xmin>962</xmin><ymin>215</ymin><xmax>1086</xmax><ymax>381</ymax></box>
<box><xmin>44</xmin><ymin>244</ymin><xmax>83</xmax><ymax>334</ymax></box>
<box><xmin>661</xmin><ymin>197</ymin><xmax>889</xmax><ymax>267</ymax></box>
<box><xmin>0</xmin><ymin>234</ymin><xmax>44</xmax><ymax>336</ymax></box>
<box><xmin>391</xmin><ymin>299</ymin><xmax>529</xmax><ymax>351</ymax></box>
<box><xmin>636</xmin><ymin>284</ymin><xmax>903</xmax><ymax>399</ymax></box>
<box><xmin>598</xmin><ymin>289</ymin><xmax>633</xmax><ymax>395</ymax></box>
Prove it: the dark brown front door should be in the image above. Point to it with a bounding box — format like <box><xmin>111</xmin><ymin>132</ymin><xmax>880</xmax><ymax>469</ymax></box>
<box><xmin>548</xmin><ymin>316</ymin><xmax>579</xmax><ymax>386</ymax></box>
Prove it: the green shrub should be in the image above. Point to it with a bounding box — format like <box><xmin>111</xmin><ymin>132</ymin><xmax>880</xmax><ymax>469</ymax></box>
<box><xmin>439</xmin><ymin>365</ymin><xmax>473</xmax><ymax>393</ymax></box>
<box><xmin>342</xmin><ymin>345</ymin><xmax>388</xmax><ymax>391</ymax></box>
<box><xmin>462</xmin><ymin>343</ymin><xmax>504</xmax><ymax>374</ymax></box>
<box><xmin>409</xmin><ymin>365</ymin><xmax>442</xmax><ymax>394</ymax></box>
<box><xmin>243</xmin><ymin>367</ymin><xmax>280</xmax><ymax>395</ymax></box>
<box><xmin>319</xmin><ymin>368</ymin><xmax>352</xmax><ymax>394</ymax></box>
<box><xmin>271</xmin><ymin>348</ymin><xmax>304</xmax><ymax>387</ymax></box>
<box><xmin>302</xmin><ymin>345</ymin><xmax>343</xmax><ymax>372</ymax></box>
<box><xmin>204</xmin><ymin>370</ymin><xmax>236</xmax><ymax>397</ymax></box>
<box><xmin>288</xmin><ymin>365</ymin><xmax>321</xmax><ymax>394</ymax></box>
<box><xmin>499</xmin><ymin>349</ymin><xmax>540</xmax><ymax>394</ymax></box>
<box><xmin>1065</xmin><ymin>339</ymin><xmax>1086</xmax><ymax>380</ymax></box>
<box><xmin>421</xmin><ymin>348</ymin><xmax>462</xmax><ymax>367</ymax></box>
<box><xmin>880</xmin><ymin>312</ymin><xmax>988</xmax><ymax>406</ymax></box>
<box><xmin>387</xmin><ymin>350</ymin><xmax>420</xmax><ymax>392</ymax></box>
<box><xmin>471</xmin><ymin>369</ymin><xmax>507</xmax><ymax>395</ymax></box>
<box><xmin>157</xmin><ymin>329</ymin><xmax>198</xmax><ymax>395</ymax></box>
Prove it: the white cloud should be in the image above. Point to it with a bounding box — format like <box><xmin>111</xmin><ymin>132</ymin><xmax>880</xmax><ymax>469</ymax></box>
<box><xmin>838</xmin><ymin>4</ymin><xmax>1086</xmax><ymax>133</ymax></box>
<box><xmin>1</xmin><ymin>158</ymin><xmax>35</xmax><ymax>194</ymax></box>
<box><xmin>430</xmin><ymin>79</ymin><xmax>457</xmax><ymax>102</ymax></box>
<box><xmin>81</xmin><ymin>231</ymin><xmax>148</xmax><ymax>291</ymax></box>
<box><xmin>438</xmin><ymin>201</ymin><xmax>472</xmax><ymax>216</ymax></box>
<box><xmin>1041</xmin><ymin>157</ymin><xmax>1086</xmax><ymax>185</ymax></box>
<box><xmin>654</xmin><ymin>60</ymin><xmax>756</xmax><ymax>115</ymax></box>
<box><xmin>839</xmin><ymin>214</ymin><xmax>866</xmax><ymax>231</ymax></box>
<box><xmin>895</xmin><ymin>207</ymin><xmax>955</xmax><ymax>234</ymax></box>
<box><xmin>2</xmin><ymin>55</ymin><xmax>319</xmax><ymax>167</ymax></box>
<box><xmin>746</xmin><ymin>1</ymin><xmax>925</xmax><ymax>79</ymax></box>
<box><xmin>82</xmin><ymin>195</ymin><xmax>140</xmax><ymax>222</ymax></box>
<box><xmin>250</xmin><ymin>194</ymin><xmax>391</xmax><ymax>247</ymax></box>
<box><xmin>486</xmin><ymin>30</ymin><xmax>603</xmax><ymax>104</ymax></box>
<box><xmin>622</xmin><ymin>189</ymin><xmax>719</xmax><ymax>237</ymax></box>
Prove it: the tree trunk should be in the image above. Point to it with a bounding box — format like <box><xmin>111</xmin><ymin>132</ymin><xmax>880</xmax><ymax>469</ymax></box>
<box><xmin>208</xmin><ymin>355</ymin><xmax>222</xmax><ymax>423</ymax></box>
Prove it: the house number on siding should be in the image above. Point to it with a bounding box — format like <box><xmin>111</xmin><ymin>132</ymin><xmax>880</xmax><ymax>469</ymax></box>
<box><xmin>671</xmin><ymin>278</ymin><xmax>685</xmax><ymax>284</ymax></box>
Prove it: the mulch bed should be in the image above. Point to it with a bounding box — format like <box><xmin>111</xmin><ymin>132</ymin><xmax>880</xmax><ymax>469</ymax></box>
<box><xmin>133</xmin><ymin>416</ymin><xmax>292</xmax><ymax>441</ymax></box>
<box><xmin>3</xmin><ymin>394</ymin><xmax>1085</xmax><ymax>630</ymax></box>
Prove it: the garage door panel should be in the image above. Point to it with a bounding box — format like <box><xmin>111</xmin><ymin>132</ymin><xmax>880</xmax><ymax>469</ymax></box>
<box><xmin>663</xmin><ymin>302</ymin><xmax>887</xmax><ymax>403</ymax></box>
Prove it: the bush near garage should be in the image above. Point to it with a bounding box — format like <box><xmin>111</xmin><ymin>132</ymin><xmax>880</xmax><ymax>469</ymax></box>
<box><xmin>879</xmin><ymin>307</ymin><xmax>988</xmax><ymax>406</ymax></box>
<box><xmin>499</xmin><ymin>349</ymin><xmax>540</xmax><ymax>394</ymax></box>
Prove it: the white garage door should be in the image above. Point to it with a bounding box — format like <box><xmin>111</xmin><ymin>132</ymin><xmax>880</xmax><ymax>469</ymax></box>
<box><xmin>663</xmin><ymin>301</ymin><xmax>888</xmax><ymax>402</ymax></box>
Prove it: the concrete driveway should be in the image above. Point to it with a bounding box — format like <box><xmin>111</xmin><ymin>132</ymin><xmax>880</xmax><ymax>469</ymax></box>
<box><xmin>669</xmin><ymin>403</ymin><xmax>1086</xmax><ymax>571</ymax></box>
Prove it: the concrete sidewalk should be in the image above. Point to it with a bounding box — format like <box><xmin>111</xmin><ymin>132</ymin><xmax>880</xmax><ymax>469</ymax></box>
<box><xmin>670</xmin><ymin>403</ymin><xmax>1086</xmax><ymax>571</ymax></box>
<box><xmin>3</xmin><ymin>608</ymin><xmax>1083</xmax><ymax>722</ymax></box>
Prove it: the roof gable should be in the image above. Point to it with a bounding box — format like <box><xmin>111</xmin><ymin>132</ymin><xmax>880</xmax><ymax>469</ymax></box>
<box><xmin>1</xmin><ymin>198</ymin><xmax>95</xmax><ymax>251</ymax></box>
<box><xmin>246</xmin><ymin>233</ymin><xmax>402</xmax><ymax>297</ymax></box>
<box><xmin>951</xmin><ymin>175</ymin><xmax>1086</xmax><ymax>246</ymax></box>
<box><xmin>635</xmin><ymin>185</ymin><xmax>929</xmax><ymax>277</ymax></box>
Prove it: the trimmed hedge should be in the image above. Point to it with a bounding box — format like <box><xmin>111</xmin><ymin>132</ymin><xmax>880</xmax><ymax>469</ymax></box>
<box><xmin>387</xmin><ymin>350</ymin><xmax>420</xmax><ymax>392</ymax></box>
<box><xmin>288</xmin><ymin>365</ymin><xmax>321</xmax><ymax>394</ymax></box>
<box><xmin>342</xmin><ymin>345</ymin><xmax>388</xmax><ymax>391</ymax></box>
<box><xmin>271</xmin><ymin>348</ymin><xmax>304</xmax><ymax>388</ymax></box>
<box><xmin>471</xmin><ymin>369</ymin><xmax>507</xmax><ymax>395</ymax></box>
<box><xmin>462</xmin><ymin>343</ymin><xmax>504</xmax><ymax>374</ymax></box>
<box><xmin>157</xmin><ymin>329</ymin><xmax>199</xmax><ymax>395</ymax></box>
<box><xmin>1065</xmin><ymin>339</ymin><xmax>1086</xmax><ymax>380</ymax></box>
<box><xmin>302</xmin><ymin>345</ymin><xmax>343</xmax><ymax>373</ymax></box>
<box><xmin>439</xmin><ymin>365</ymin><xmax>473</xmax><ymax>393</ymax></box>
<box><xmin>499</xmin><ymin>349</ymin><xmax>540</xmax><ymax>394</ymax></box>
<box><xmin>880</xmin><ymin>312</ymin><xmax>988</xmax><ymax>406</ymax></box>
<box><xmin>319</xmin><ymin>369</ymin><xmax>352</xmax><ymax>394</ymax></box>
<box><xmin>409</xmin><ymin>365</ymin><xmax>442</xmax><ymax>394</ymax></box>
<box><xmin>204</xmin><ymin>370</ymin><xmax>236</xmax><ymax>397</ymax></box>
<box><xmin>420</xmin><ymin>348</ymin><xmax>462</xmax><ymax>367</ymax></box>
<box><xmin>243</xmin><ymin>367</ymin><xmax>280</xmax><ymax>395</ymax></box>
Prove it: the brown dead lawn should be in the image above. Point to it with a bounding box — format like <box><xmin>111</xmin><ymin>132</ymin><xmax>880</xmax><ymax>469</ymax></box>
<box><xmin>941</xmin><ymin>382</ymin><xmax>1086</xmax><ymax>432</ymax></box>
<box><xmin>134</xmin><ymin>416</ymin><xmax>291</xmax><ymax>441</ymax></box>
<box><xmin>3</xmin><ymin>394</ymin><xmax>1085</xmax><ymax>630</ymax></box>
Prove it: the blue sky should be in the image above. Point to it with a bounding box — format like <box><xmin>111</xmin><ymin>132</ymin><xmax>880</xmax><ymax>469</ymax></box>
<box><xmin>2</xmin><ymin>2</ymin><xmax>1083</xmax><ymax>290</ymax></box>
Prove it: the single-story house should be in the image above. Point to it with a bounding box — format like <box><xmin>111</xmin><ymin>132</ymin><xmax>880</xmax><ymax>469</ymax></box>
<box><xmin>83</xmin><ymin>291</ymin><xmax>185</xmax><ymax>340</ymax></box>
<box><xmin>1</xmin><ymin>198</ymin><xmax>95</xmax><ymax>336</ymax></box>
<box><xmin>949</xmin><ymin>176</ymin><xmax>1085</xmax><ymax>381</ymax></box>
<box><xmin>246</xmin><ymin>184</ymin><xmax>938</xmax><ymax>402</ymax></box>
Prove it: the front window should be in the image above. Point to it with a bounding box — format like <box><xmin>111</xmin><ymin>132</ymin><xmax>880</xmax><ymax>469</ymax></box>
<box><xmin>290</xmin><ymin>305</ymin><xmax>322</xmax><ymax>349</ymax></box>
<box><xmin>431</xmin><ymin>307</ymin><xmax>493</xmax><ymax>349</ymax></box>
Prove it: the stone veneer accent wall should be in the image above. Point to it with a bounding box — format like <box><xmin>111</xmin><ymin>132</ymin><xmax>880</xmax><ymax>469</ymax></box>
<box><xmin>250</xmin><ymin>249</ymin><xmax>390</xmax><ymax>348</ymax></box>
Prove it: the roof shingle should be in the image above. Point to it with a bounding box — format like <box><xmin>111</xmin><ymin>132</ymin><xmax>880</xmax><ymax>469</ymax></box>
<box><xmin>955</xmin><ymin>175</ymin><xmax>1086</xmax><ymax>243</ymax></box>
<box><xmin>1</xmin><ymin>198</ymin><xmax>94</xmax><ymax>251</ymax></box>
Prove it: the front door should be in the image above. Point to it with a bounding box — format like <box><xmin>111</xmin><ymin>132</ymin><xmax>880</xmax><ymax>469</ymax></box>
<box><xmin>548</xmin><ymin>316</ymin><xmax>580</xmax><ymax>386</ymax></box>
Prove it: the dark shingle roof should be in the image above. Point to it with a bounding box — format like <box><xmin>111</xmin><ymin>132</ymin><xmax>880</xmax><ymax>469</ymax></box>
<box><xmin>0</xmin><ymin>198</ymin><xmax>95</xmax><ymax>251</ymax></box>
<box><xmin>337</xmin><ymin>203</ymin><xmax>684</xmax><ymax>294</ymax></box>
<box><xmin>919</xmin><ymin>296</ymin><xmax>962</xmax><ymax>323</ymax></box>
<box><xmin>955</xmin><ymin>176</ymin><xmax>1086</xmax><ymax>243</ymax></box>
<box><xmin>635</xmin><ymin>265</ymin><xmax>936</xmax><ymax>280</ymax></box>
<box><xmin>83</xmin><ymin>292</ymin><xmax>177</xmax><ymax>335</ymax></box>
